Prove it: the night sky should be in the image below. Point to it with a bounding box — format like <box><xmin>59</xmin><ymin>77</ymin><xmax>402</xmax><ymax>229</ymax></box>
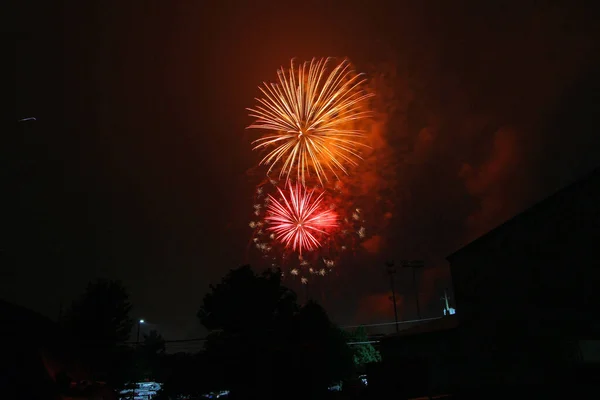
<box><xmin>9</xmin><ymin>1</ymin><xmax>600</xmax><ymax>341</ymax></box>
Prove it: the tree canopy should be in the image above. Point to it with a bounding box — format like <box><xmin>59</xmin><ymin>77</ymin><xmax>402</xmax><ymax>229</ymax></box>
<box><xmin>142</xmin><ymin>330</ymin><xmax>166</xmax><ymax>355</ymax></box>
<box><xmin>136</xmin><ymin>330</ymin><xmax>166</xmax><ymax>381</ymax></box>
<box><xmin>347</xmin><ymin>326</ymin><xmax>382</xmax><ymax>367</ymax></box>
<box><xmin>196</xmin><ymin>265</ymin><xmax>354</xmax><ymax>399</ymax></box>
<box><xmin>62</xmin><ymin>279</ymin><xmax>134</xmax><ymax>385</ymax></box>
<box><xmin>198</xmin><ymin>265</ymin><xmax>298</xmax><ymax>334</ymax></box>
<box><xmin>63</xmin><ymin>279</ymin><xmax>133</xmax><ymax>346</ymax></box>
<box><xmin>288</xmin><ymin>301</ymin><xmax>355</xmax><ymax>393</ymax></box>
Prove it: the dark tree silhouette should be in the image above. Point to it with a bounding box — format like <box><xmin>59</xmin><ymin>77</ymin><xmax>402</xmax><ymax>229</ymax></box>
<box><xmin>287</xmin><ymin>301</ymin><xmax>355</xmax><ymax>398</ymax></box>
<box><xmin>197</xmin><ymin>265</ymin><xmax>354</xmax><ymax>399</ymax></box>
<box><xmin>62</xmin><ymin>279</ymin><xmax>134</xmax><ymax>385</ymax></box>
<box><xmin>197</xmin><ymin>266</ymin><xmax>298</xmax><ymax>398</ymax></box>
<box><xmin>142</xmin><ymin>330</ymin><xmax>166</xmax><ymax>355</ymax></box>
<box><xmin>63</xmin><ymin>279</ymin><xmax>133</xmax><ymax>345</ymax></box>
<box><xmin>137</xmin><ymin>330</ymin><xmax>166</xmax><ymax>380</ymax></box>
<box><xmin>198</xmin><ymin>265</ymin><xmax>298</xmax><ymax>333</ymax></box>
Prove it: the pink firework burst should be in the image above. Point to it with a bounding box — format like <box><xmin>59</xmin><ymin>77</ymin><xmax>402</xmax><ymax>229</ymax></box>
<box><xmin>265</xmin><ymin>182</ymin><xmax>338</xmax><ymax>254</ymax></box>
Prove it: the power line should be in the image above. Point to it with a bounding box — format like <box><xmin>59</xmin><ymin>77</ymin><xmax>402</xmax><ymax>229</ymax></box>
<box><xmin>347</xmin><ymin>341</ymin><xmax>380</xmax><ymax>345</ymax></box>
<box><xmin>341</xmin><ymin>317</ymin><xmax>441</xmax><ymax>329</ymax></box>
<box><xmin>125</xmin><ymin>337</ymin><xmax>208</xmax><ymax>345</ymax></box>
<box><xmin>116</xmin><ymin>317</ymin><xmax>442</xmax><ymax>347</ymax></box>
<box><xmin>74</xmin><ymin>318</ymin><xmax>437</xmax><ymax>348</ymax></box>
<box><xmin>122</xmin><ymin>318</ymin><xmax>441</xmax><ymax>344</ymax></box>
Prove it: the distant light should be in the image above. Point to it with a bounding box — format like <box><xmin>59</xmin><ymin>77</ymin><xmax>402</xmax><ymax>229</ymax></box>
<box><xmin>139</xmin><ymin>319</ymin><xmax>145</xmax><ymax>323</ymax></box>
<box><xmin>18</xmin><ymin>117</ymin><xmax>36</xmax><ymax>122</ymax></box>
<box><xmin>443</xmin><ymin>308</ymin><xmax>456</xmax><ymax>316</ymax></box>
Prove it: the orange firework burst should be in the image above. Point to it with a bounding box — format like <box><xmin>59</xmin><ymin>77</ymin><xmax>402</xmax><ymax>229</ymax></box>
<box><xmin>265</xmin><ymin>182</ymin><xmax>338</xmax><ymax>254</ymax></box>
<box><xmin>247</xmin><ymin>58</ymin><xmax>374</xmax><ymax>185</ymax></box>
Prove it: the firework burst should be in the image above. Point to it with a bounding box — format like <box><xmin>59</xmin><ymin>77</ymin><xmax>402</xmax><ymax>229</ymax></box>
<box><xmin>247</xmin><ymin>58</ymin><xmax>374</xmax><ymax>185</ymax></box>
<box><xmin>247</xmin><ymin>180</ymin><xmax>371</xmax><ymax>282</ymax></box>
<box><xmin>265</xmin><ymin>182</ymin><xmax>338</xmax><ymax>255</ymax></box>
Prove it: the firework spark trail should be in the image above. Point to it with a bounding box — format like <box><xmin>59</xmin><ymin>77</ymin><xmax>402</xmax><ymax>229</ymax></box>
<box><xmin>247</xmin><ymin>58</ymin><xmax>375</xmax><ymax>185</ymax></box>
<box><xmin>265</xmin><ymin>182</ymin><xmax>338</xmax><ymax>255</ymax></box>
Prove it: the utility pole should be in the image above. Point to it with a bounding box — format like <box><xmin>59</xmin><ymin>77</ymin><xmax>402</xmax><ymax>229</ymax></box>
<box><xmin>386</xmin><ymin>261</ymin><xmax>399</xmax><ymax>333</ymax></box>
<box><xmin>401</xmin><ymin>260</ymin><xmax>425</xmax><ymax>320</ymax></box>
<box><xmin>136</xmin><ymin>319</ymin><xmax>144</xmax><ymax>346</ymax></box>
<box><xmin>132</xmin><ymin>319</ymin><xmax>144</xmax><ymax>400</ymax></box>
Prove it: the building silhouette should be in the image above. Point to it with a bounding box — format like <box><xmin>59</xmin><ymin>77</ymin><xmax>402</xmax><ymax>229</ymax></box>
<box><xmin>372</xmin><ymin>167</ymin><xmax>600</xmax><ymax>398</ymax></box>
<box><xmin>447</xmin><ymin>166</ymin><xmax>600</xmax><ymax>390</ymax></box>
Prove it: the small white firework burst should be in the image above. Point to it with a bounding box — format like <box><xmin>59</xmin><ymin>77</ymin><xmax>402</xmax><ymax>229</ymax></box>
<box><xmin>323</xmin><ymin>258</ymin><xmax>335</xmax><ymax>268</ymax></box>
<box><xmin>358</xmin><ymin>227</ymin><xmax>366</xmax><ymax>238</ymax></box>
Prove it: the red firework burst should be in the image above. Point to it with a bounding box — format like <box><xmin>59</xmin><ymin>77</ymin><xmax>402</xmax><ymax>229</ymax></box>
<box><xmin>265</xmin><ymin>182</ymin><xmax>338</xmax><ymax>254</ymax></box>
